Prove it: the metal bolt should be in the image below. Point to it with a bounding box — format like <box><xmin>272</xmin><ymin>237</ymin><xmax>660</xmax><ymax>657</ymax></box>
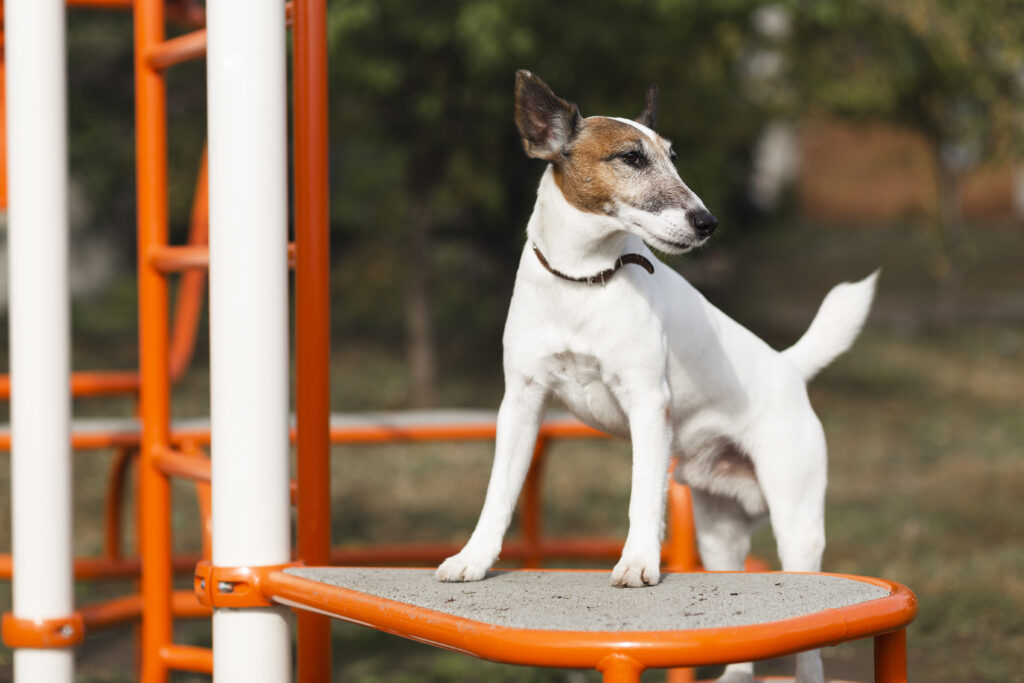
<box><xmin>217</xmin><ymin>581</ymin><xmax>234</xmax><ymax>594</ymax></box>
<box><xmin>199</xmin><ymin>578</ymin><xmax>206</xmax><ymax>591</ymax></box>
<box><xmin>59</xmin><ymin>625</ymin><xmax>74</xmax><ymax>638</ymax></box>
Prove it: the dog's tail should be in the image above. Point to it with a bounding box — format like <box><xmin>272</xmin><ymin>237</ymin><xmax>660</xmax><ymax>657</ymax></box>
<box><xmin>782</xmin><ymin>270</ymin><xmax>880</xmax><ymax>382</ymax></box>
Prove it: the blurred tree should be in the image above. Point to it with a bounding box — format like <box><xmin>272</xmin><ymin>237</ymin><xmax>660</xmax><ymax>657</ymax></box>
<box><xmin>788</xmin><ymin>0</ymin><xmax>1024</xmax><ymax>317</ymax></box>
<box><xmin>327</xmin><ymin>0</ymin><xmax>770</xmax><ymax>405</ymax></box>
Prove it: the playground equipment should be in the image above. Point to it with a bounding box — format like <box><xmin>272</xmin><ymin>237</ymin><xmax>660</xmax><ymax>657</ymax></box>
<box><xmin>0</xmin><ymin>0</ymin><xmax>917</xmax><ymax>681</ymax></box>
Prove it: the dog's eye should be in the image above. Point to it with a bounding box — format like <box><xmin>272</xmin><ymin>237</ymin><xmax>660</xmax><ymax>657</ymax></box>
<box><xmin>620</xmin><ymin>150</ymin><xmax>646</xmax><ymax>168</ymax></box>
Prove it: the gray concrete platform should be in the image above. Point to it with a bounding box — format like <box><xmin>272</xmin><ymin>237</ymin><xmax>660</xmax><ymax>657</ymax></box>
<box><xmin>284</xmin><ymin>568</ymin><xmax>890</xmax><ymax>632</ymax></box>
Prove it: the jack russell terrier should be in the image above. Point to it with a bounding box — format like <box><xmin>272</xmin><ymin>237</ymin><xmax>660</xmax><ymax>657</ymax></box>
<box><xmin>437</xmin><ymin>70</ymin><xmax>877</xmax><ymax>683</ymax></box>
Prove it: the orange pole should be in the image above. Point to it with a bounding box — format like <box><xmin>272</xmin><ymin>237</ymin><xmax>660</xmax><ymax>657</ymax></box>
<box><xmin>167</xmin><ymin>146</ymin><xmax>208</xmax><ymax>383</ymax></box>
<box><xmin>103</xmin><ymin>447</ymin><xmax>136</xmax><ymax>560</ymax></box>
<box><xmin>520</xmin><ymin>438</ymin><xmax>548</xmax><ymax>568</ymax></box>
<box><xmin>133</xmin><ymin>0</ymin><xmax>174</xmax><ymax>679</ymax></box>
<box><xmin>292</xmin><ymin>0</ymin><xmax>333</xmax><ymax>679</ymax></box>
<box><xmin>664</xmin><ymin>475</ymin><xmax>698</xmax><ymax>571</ymax></box>
<box><xmin>875</xmin><ymin>629</ymin><xmax>908</xmax><ymax>683</ymax></box>
<box><xmin>598</xmin><ymin>654</ymin><xmax>644</xmax><ymax>683</ymax></box>
<box><xmin>664</xmin><ymin>668</ymin><xmax>696</xmax><ymax>683</ymax></box>
<box><xmin>195</xmin><ymin>479</ymin><xmax>212</xmax><ymax>560</ymax></box>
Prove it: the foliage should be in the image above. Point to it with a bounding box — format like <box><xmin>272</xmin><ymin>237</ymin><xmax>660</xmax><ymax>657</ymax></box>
<box><xmin>790</xmin><ymin>0</ymin><xmax>1024</xmax><ymax>163</ymax></box>
<box><xmin>326</xmin><ymin>0</ymin><xmax>772</xmax><ymax>246</ymax></box>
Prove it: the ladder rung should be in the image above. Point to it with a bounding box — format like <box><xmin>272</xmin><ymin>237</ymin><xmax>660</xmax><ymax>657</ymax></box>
<box><xmin>144</xmin><ymin>28</ymin><xmax>207</xmax><ymax>71</ymax></box>
<box><xmin>149</xmin><ymin>243</ymin><xmax>296</xmax><ymax>272</ymax></box>
<box><xmin>142</xmin><ymin>3</ymin><xmax>295</xmax><ymax>72</ymax></box>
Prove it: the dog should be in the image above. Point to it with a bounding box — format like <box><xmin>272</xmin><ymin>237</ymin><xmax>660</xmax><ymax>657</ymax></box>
<box><xmin>436</xmin><ymin>70</ymin><xmax>877</xmax><ymax>683</ymax></box>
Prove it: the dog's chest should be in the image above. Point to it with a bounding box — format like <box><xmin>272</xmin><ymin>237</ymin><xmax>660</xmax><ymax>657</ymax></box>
<box><xmin>539</xmin><ymin>349</ymin><xmax>630</xmax><ymax>436</ymax></box>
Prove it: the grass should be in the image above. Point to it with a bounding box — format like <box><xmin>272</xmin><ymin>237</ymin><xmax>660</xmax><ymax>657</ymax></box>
<box><xmin>0</xmin><ymin>221</ymin><xmax>1022</xmax><ymax>681</ymax></box>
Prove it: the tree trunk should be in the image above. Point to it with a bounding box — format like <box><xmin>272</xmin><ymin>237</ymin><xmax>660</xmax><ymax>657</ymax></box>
<box><xmin>405</xmin><ymin>196</ymin><xmax>437</xmax><ymax>407</ymax></box>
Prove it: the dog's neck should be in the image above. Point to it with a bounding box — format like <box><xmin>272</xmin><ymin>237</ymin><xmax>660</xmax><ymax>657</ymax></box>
<box><xmin>526</xmin><ymin>167</ymin><xmax>631</xmax><ymax>279</ymax></box>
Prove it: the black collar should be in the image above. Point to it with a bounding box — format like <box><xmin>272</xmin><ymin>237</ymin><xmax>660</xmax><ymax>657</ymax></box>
<box><xmin>532</xmin><ymin>243</ymin><xmax>654</xmax><ymax>285</ymax></box>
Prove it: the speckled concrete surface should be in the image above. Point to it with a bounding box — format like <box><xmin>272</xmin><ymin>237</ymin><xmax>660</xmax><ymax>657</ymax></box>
<box><xmin>283</xmin><ymin>568</ymin><xmax>889</xmax><ymax>632</ymax></box>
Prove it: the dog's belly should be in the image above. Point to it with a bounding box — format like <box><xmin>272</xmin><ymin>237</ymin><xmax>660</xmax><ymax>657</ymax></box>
<box><xmin>543</xmin><ymin>352</ymin><xmax>630</xmax><ymax>438</ymax></box>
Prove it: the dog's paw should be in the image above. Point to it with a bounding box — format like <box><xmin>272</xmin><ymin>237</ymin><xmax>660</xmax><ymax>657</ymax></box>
<box><xmin>435</xmin><ymin>551</ymin><xmax>491</xmax><ymax>583</ymax></box>
<box><xmin>610</xmin><ymin>555</ymin><xmax>661</xmax><ymax>587</ymax></box>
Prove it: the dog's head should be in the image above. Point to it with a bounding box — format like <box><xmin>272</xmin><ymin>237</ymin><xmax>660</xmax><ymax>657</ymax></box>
<box><xmin>514</xmin><ymin>70</ymin><xmax>717</xmax><ymax>254</ymax></box>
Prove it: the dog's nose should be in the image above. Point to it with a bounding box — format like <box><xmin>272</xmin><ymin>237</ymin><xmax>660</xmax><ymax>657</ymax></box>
<box><xmin>689</xmin><ymin>209</ymin><xmax>718</xmax><ymax>238</ymax></box>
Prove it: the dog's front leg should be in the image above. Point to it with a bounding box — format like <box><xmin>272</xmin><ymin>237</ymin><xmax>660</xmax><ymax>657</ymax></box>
<box><xmin>611</xmin><ymin>391</ymin><xmax>673</xmax><ymax>587</ymax></box>
<box><xmin>436</xmin><ymin>381</ymin><xmax>546</xmax><ymax>582</ymax></box>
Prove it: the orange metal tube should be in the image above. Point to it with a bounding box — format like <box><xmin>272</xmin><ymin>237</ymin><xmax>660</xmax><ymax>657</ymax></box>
<box><xmin>167</xmin><ymin>146</ymin><xmax>208</xmax><ymax>383</ymax></box>
<box><xmin>79</xmin><ymin>590</ymin><xmax>210</xmax><ymax>630</ymax></box>
<box><xmin>875</xmin><ymin>629</ymin><xmax>908</xmax><ymax>683</ymax></box>
<box><xmin>134</xmin><ymin>0</ymin><xmax>174</xmax><ymax>679</ymax></box>
<box><xmin>664</xmin><ymin>470</ymin><xmax>698</xmax><ymax>571</ymax></box>
<box><xmin>103</xmin><ymin>447</ymin><xmax>136</xmax><ymax>560</ymax></box>
<box><xmin>264</xmin><ymin>569</ymin><xmax>917</xmax><ymax>671</ymax></box>
<box><xmin>598</xmin><ymin>654</ymin><xmax>644</xmax><ymax>683</ymax></box>
<box><xmin>0</xmin><ymin>370</ymin><xmax>140</xmax><ymax>400</ymax></box>
<box><xmin>325</xmin><ymin>419</ymin><xmax>605</xmax><ymax>444</ymax></box>
<box><xmin>144</xmin><ymin>28</ymin><xmax>206</xmax><ymax>71</ymax></box>
<box><xmin>292</xmin><ymin>0</ymin><xmax>333</xmax><ymax>678</ymax></box>
<box><xmin>149</xmin><ymin>242</ymin><xmax>296</xmax><ymax>272</ymax></box>
<box><xmin>195</xmin><ymin>479</ymin><xmax>212</xmax><ymax>560</ymax></box>
<box><xmin>519</xmin><ymin>438</ymin><xmax>549</xmax><ymax>569</ymax></box>
<box><xmin>664</xmin><ymin>667</ymin><xmax>696</xmax><ymax>683</ymax></box>
<box><xmin>159</xmin><ymin>644</ymin><xmax>213</xmax><ymax>674</ymax></box>
<box><xmin>139</xmin><ymin>2</ymin><xmax>294</xmax><ymax>72</ymax></box>
<box><xmin>0</xmin><ymin>553</ymin><xmax>200</xmax><ymax>581</ymax></box>
<box><xmin>152</xmin><ymin>445</ymin><xmax>210</xmax><ymax>483</ymax></box>
<box><xmin>0</xmin><ymin>427</ymin><xmax>141</xmax><ymax>451</ymax></box>
<box><xmin>148</xmin><ymin>243</ymin><xmax>210</xmax><ymax>271</ymax></box>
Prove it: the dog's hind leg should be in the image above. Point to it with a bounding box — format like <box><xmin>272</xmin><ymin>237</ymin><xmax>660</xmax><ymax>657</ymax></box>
<box><xmin>758</xmin><ymin>420</ymin><xmax>829</xmax><ymax>683</ymax></box>
<box><xmin>436</xmin><ymin>381</ymin><xmax>547</xmax><ymax>582</ymax></box>
<box><xmin>690</xmin><ymin>488</ymin><xmax>758</xmax><ymax>683</ymax></box>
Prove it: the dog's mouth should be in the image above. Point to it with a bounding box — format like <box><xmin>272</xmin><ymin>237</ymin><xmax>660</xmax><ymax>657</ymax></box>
<box><xmin>646</xmin><ymin>233</ymin><xmax>705</xmax><ymax>255</ymax></box>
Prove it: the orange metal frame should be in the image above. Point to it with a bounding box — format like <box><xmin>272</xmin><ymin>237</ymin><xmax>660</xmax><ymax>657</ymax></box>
<box><xmin>0</xmin><ymin>1</ymin><xmax>916</xmax><ymax>681</ymax></box>
<box><xmin>263</xmin><ymin>569</ymin><xmax>917</xmax><ymax>683</ymax></box>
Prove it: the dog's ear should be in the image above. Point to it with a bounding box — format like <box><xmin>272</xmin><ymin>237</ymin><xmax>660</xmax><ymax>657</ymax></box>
<box><xmin>514</xmin><ymin>70</ymin><xmax>583</xmax><ymax>162</ymax></box>
<box><xmin>635</xmin><ymin>84</ymin><xmax>658</xmax><ymax>131</ymax></box>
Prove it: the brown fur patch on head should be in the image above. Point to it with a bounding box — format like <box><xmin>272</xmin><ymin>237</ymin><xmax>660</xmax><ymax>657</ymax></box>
<box><xmin>552</xmin><ymin>117</ymin><xmax>692</xmax><ymax>216</ymax></box>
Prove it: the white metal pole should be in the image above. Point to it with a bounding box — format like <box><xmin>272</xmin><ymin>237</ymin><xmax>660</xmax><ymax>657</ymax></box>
<box><xmin>206</xmin><ymin>0</ymin><xmax>292</xmax><ymax>680</ymax></box>
<box><xmin>4</xmin><ymin>0</ymin><xmax>75</xmax><ymax>680</ymax></box>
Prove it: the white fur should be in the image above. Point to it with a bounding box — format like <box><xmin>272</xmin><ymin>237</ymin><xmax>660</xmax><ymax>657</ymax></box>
<box><xmin>437</xmin><ymin>133</ymin><xmax>876</xmax><ymax>683</ymax></box>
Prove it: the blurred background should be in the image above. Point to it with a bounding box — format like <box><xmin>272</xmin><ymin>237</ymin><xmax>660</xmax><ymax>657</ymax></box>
<box><xmin>0</xmin><ymin>0</ymin><xmax>1022</xmax><ymax>680</ymax></box>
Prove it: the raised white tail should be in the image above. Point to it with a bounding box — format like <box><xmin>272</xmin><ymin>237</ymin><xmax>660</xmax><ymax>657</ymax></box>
<box><xmin>782</xmin><ymin>270</ymin><xmax>880</xmax><ymax>382</ymax></box>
